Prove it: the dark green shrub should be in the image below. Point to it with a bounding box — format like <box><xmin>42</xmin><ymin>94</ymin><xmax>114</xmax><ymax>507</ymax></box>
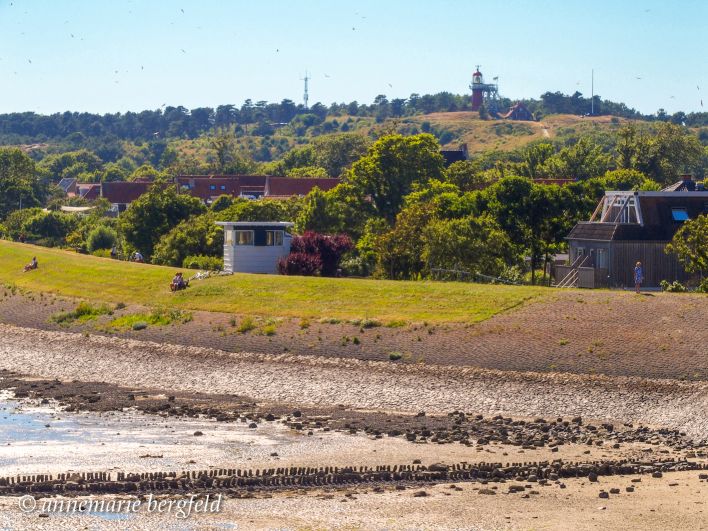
<box><xmin>87</xmin><ymin>225</ymin><xmax>118</xmax><ymax>252</ymax></box>
<box><xmin>182</xmin><ymin>255</ymin><xmax>223</xmax><ymax>271</ymax></box>
<box><xmin>660</xmin><ymin>280</ymin><xmax>687</xmax><ymax>292</ymax></box>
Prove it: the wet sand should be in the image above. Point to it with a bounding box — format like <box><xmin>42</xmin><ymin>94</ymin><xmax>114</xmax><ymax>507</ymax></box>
<box><xmin>0</xmin><ymin>470</ymin><xmax>706</xmax><ymax>530</ymax></box>
<box><xmin>0</xmin><ymin>323</ymin><xmax>706</xmax><ymax>529</ymax></box>
<box><xmin>0</xmin><ymin>324</ymin><xmax>706</xmax><ymax>441</ymax></box>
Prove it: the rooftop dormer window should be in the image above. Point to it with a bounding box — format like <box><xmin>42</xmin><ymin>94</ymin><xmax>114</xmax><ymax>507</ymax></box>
<box><xmin>671</xmin><ymin>208</ymin><xmax>689</xmax><ymax>222</ymax></box>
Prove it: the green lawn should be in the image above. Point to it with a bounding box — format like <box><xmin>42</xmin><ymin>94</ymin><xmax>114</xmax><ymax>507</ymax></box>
<box><xmin>0</xmin><ymin>241</ymin><xmax>547</xmax><ymax>323</ymax></box>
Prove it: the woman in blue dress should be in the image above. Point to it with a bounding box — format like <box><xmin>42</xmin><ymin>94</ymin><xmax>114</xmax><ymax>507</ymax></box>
<box><xmin>634</xmin><ymin>261</ymin><xmax>643</xmax><ymax>293</ymax></box>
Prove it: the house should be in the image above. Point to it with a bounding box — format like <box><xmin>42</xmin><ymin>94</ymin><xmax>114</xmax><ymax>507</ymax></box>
<box><xmin>556</xmin><ymin>176</ymin><xmax>708</xmax><ymax>288</ymax></box>
<box><xmin>501</xmin><ymin>102</ymin><xmax>534</xmax><ymax>121</ymax></box>
<box><xmin>264</xmin><ymin>177</ymin><xmax>340</xmax><ymax>199</ymax></box>
<box><xmin>74</xmin><ymin>183</ymin><xmax>101</xmax><ymax>201</ymax></box>
<box><xmin>58</xmin><ymin>178</ymin><xmax>77</xmax><ymax>195</ymax></box>
<box><xmin>216</xmin><ymin>221</ymin><xmax>294</xmax><ymax>274</ymax></box>
<box><xmin>440</xmin><ymin>145</ymin><xmax>468</xmax><ymax>167</ymax></box>
<box><xmin>177</xmin><ymin>175</ymin><xmax>340</xmax><ymax>204</ymax></box>
<box><xmin>101</xmin><ymin>181</ymin><xmax>154</xmax><ymax>213</ymax></box>
<box><xmin>68</xmin><ymin>175</ymin><xmax>342</xmax><ymax>212</ymax></box>
<box><xmin>176</xmin><ymin>175</ymin><xmax>268</xmax><ymax>203</ymax></box>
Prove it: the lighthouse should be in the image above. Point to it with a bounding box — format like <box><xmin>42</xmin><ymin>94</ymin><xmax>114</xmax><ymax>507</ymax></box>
<box><xmin>471</xmin><ymin>67</ymin><xmax>484</xmax><ymax>111</ymax></box>
<box><xmin>469</xmin><ymin>65</ymin><xmax>499</xmax><ymax>115</ymax></box>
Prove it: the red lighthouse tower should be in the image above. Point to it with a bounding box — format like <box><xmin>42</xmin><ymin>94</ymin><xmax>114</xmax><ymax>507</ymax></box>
<box><xmin>471</xmin><ymin>67</ymin><xmax>484</xmax><ymax>111</ymax></box>
<box><xmin>469</xmin><ymin>65</ymin><xmax>499</xmax><ymax>114</ymax></box>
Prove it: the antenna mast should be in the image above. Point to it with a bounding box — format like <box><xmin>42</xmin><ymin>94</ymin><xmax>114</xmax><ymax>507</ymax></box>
<box><xmin>302</xmin><ymin>71</ymin><xmax>310</xmax><ymax>110</ymax></box>
<box><xmin>591</xmin><ymin>69</ymin><xmax>594</xmax><ymax>115</ymax></box>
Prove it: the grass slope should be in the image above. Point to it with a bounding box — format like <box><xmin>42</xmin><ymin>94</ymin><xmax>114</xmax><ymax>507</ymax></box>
<box><xmin>0</xmin><ymin>241</ymin><xmax>546</xmax><ymax>323</ymax></box>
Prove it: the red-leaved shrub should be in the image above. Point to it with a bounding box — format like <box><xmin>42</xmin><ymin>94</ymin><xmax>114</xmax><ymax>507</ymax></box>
<box><xmin>277</xmin><ymin>252</ymin><xmax>322</xmax><ymax>276</ymax></box>
<box><xmin>280</xmin><ymin>231</ymin><xmax>353</xmax><ymax>276</ymax></box>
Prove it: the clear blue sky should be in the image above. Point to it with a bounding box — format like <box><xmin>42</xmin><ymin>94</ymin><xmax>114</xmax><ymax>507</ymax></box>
<box><xmin>1</xmin><ymin>0</ymin><xmax>706</xmax><ymax>115</ymax></box>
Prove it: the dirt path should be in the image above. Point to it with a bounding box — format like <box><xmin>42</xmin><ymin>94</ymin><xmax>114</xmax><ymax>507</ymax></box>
<box><xmin>0</xmin><ymin>323</ymin><xmax>706</xmax><ymax>441</ymax></box>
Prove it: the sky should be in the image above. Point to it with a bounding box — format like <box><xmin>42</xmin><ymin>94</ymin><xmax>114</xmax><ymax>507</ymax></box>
<box><xmin>0</xmin><ymin>0</ymin><xmax>706</xmax><ymax>116</ymax></box>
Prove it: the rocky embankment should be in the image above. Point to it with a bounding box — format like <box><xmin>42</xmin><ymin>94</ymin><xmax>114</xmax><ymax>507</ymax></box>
<box><xmin>0</xmin><ymin>323</ymin><xmax>706</xmax><ymax>441</ymax></box>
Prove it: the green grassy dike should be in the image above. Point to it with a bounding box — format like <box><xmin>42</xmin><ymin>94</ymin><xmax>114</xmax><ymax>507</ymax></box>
<box><xmin>0</xmin><ymin>241</ymin><xmax>547</xmax><ymax>323</ymax></box>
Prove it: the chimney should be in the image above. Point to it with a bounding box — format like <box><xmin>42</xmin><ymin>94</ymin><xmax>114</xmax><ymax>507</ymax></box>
<box><xmin>679</xmin><ymin>175</ymin><xmax>696</xmax><ymax>191</ymax></box>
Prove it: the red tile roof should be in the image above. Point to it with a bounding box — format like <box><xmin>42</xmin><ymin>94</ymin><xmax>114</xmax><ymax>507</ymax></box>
<box><xmin>176</xmin><ymin>175</ymin><xmax>268</xmax><ymax>201</ymax></box>
<box><xmin>176</xmin><ymin>175</ymin><xmax>340</xmax><ymax>201</ymax></box>
<box><xmin>76</xmin><ymin>183</ymin><xmax>101</xmax><ymax>200</ymax></box>
<box><xmin>266</xmin><ymin>177</ymin><xmax>340</xmax><ymax>197</ymax></box>
<box><xmin>101</xmin><ymin>181</ymin><xmax>154</xmax><ymax>204</ymax></box>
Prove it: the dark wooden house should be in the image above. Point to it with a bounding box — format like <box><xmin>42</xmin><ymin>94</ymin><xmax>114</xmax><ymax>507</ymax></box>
<box><xmin>556</xmin><ymin>177</ymin><xmax>707</xmax><ymax>288</ymax></box>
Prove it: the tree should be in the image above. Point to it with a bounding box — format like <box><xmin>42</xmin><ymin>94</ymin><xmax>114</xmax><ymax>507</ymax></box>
<box><xmin>538</xmin><ymin>137</ymin><xmax>612</xmax><ymax>180</ymax></box>
<box><xmin>209</xmin><ymin>129</ymin><xmax>236</xmax><ymax>172</ymax></box>
<box><xmin>615</xmin><ymin>123</ymin><xmax>703</xmax><ymax>184</ymax></box>
<box><xmin>286</xmin><ymin>166</ymin><xmax>329</xmax><ymax>178</ymax></box>
<box><xmin>481</xmin><ymin>176</ymin><xmax>565</xmax><ymax>284</ymax></box>
<box><xmin>210</xmin><ymin>194</ymin><xmax>234</xmax><ymax>212</ymax></box>
<box><xmin>152</xmin><ymin>212</ymin><xmax>223</xmax><ymax>266</ymax></box>
<box><xmin>21</xmin><ymin>210</ymin><xmax>79</xmax><ymax>244</ymax></box>
<box><xmin>666</xmin><ymin>214</ymin><xmax>708</xmax><ymax>277</ymax></box>
<box><xmin>119</xmin><ymin>184</ymin><xmax>206</xmax><ymax>259</ymax></box>
<box><xmin>296</xmin><ymin>187</ymin><xmax>336</xmax><ymax>233</ymax></box>
<box><xmin>87</xmin><ymin>225</ymin><xmax>118</xmax><ymax>252</ymax></box>
<box><xmin>99</xmin><ymin>162</ymin><xmax>128</xmax><ymax>182</ymax></box>
<box><xmin>310</xmin><ymin>133</ymin><xmax>370</xmax><ymax>177</ymax></box>
<box><xmin>0</xmin><ymin>148</ymin><xmax>46</xmax><ymax>219</ymax></box>
<box><xmin>217</xmin><ymin>198</ymin><xmax>299</xmax><ymax>224</ymax></box>
<box><xmin>2</xmin><ymin>207</ymin><xmax>42</xmax><ymax>240</ymax></box>
<box><xmin>346</xmin><ymin>134</ymin><xmax>445</xmax><ymax>223</ymax></box>
<box><xmin>37</xmin><ymin>150</ymin><xmax>103</xmax><ymax>182</ymax></box>
<box><xmin>128</xmin><ymin>164</ymin><xmax>165</xmax><ymax>182</ymax></box>
<box><xmin>518</xmin><ymin>143</ymin><xmax>555</xmax><ymax>178</ymax></box>
<box><xmin>478</xmin><ymin>103</ymin><xmax>489</xmax><ymax>120</ymax></box>
<box><xmin>373</xmin><ymin>202</ymin><xmax>435</xmax><ymax>279</ymax></box>
<box><xmin>422</xmin><ymin>214</ymin><xmax>515</xmax><ymax>276</ymax></box>
<box><xmin>446</xmin><ymin>160</ymin><xmax>496</xmax><ymax>191</ymax></box>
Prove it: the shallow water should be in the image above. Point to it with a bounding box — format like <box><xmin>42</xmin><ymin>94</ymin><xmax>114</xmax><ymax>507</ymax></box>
<box><xmin>0</xmin><ymin>389</ymin><xmax>302</xmax><ymax>477</ymax></box>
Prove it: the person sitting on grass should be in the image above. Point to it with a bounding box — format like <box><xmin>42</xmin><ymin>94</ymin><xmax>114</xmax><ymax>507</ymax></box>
<box><xmin>170</xmin><ymin>272</ymin><xmax>188</xmax><ymax>292</ymax></box>
<box><xmin>23</xmin><ymin>257</ymin><xmax>38</xmax><ymax>272</ymax></box>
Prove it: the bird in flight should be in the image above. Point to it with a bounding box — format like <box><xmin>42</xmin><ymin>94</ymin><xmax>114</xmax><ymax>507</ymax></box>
<box><xmin>181</xmin><ymin>49</ymin><xmax>186</xmax><ymax>53</ymax></box>
<box><xmin>27</xmin><ymin>59</ymin><xmax>32</xmax><ymax>64</ymax></box>
<box><xmin>181</xmin><ymin>8</ymin><xmax>184</xmax><ymax>13</ymax></box>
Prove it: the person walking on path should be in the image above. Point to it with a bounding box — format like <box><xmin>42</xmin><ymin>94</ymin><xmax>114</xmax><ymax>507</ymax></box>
<box><xmin>634</xmin><ymin>261</ymin><xmax>643</xmax><ymax>293</ymax></box>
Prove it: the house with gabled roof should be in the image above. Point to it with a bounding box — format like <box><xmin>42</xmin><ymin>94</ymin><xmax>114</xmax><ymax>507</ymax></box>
<box><xmin>556</xmin><ymin>176</ymin><xmax>708</xmax><ymax>288</ymax></box>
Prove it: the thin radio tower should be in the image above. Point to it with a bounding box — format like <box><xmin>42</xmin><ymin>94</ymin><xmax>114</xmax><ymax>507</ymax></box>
<box><xmin>302</xmin><ymin>71</ymin><xmax>310</xmax><ymax>110</ymax></box>
<box><xmin>591</xmin><ymin>69</ymin><xmax>594</xmax><ymax>115</ymax></box>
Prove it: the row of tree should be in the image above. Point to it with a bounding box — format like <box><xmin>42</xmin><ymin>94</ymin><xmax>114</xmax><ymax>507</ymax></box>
<box><xmin>4</xmin><ymin>90</ymin><xmax>706</xmax><ymax>145</ymax></box>
<box><xmin>1</xmin><ymin>126</ymin><xmax>706</xmax><ymax>286</ymax></box>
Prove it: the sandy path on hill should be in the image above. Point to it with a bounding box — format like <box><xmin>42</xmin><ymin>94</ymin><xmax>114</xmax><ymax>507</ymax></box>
<box><xmin>0</xmin><ymin>323</ymin><xmax>706</xmax><ymax>441</ymax></box>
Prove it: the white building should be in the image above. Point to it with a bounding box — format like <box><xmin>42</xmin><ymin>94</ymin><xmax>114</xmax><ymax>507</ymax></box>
<box><xmin>216</xmin><ymin>221</ymin><xmax>293</xmax><ymax>274</ymax></box>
